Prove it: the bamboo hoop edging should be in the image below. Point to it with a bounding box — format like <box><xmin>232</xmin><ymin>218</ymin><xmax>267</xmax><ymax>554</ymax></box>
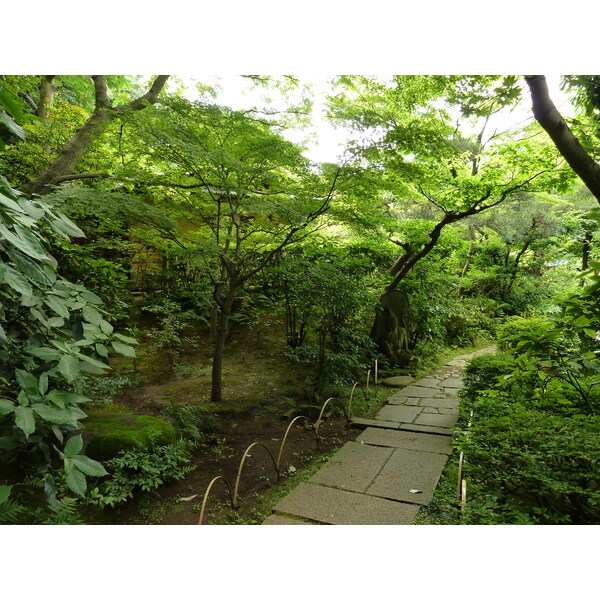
<box><xmin>232</xmin><ymin>441</ymin><xmax>280</xmax><ymax>509</ymax></box>
<box><xmin>198</xmin><ymin>475</ymin><xmax>235</xmax><ymax>525</ymax></box>
<box><xmin>314</xmin><ymin>397</ymin><xmax>350</xmax><ymax>437</ymax></box>
<box><xmin>276</xmin><ymin>415</ymin><xmax>319</xmax><ymax>472</ymax></box>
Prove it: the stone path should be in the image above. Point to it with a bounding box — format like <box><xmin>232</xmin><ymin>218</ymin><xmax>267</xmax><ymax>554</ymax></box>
<box><xmin>262</xmin><ymin>347</ymin><xmax>495</xmax><ymax>525</ymax></box>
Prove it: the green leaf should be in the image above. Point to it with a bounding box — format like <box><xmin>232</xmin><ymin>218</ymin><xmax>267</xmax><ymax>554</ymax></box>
<box><xmin>64</xmin><ymin>434</ymin><xmax>83</xmax><ymax>457</ymax></box>
<box><xmin>0</xmin><ymin>91</ymin><xmax>24</xmax><ymax>121</ymax></box>
<box><xmin>95</xmin><ymin>343</ymin><xmax>108</xmax><ymax>357</ymax></box>
<box><xmin>113</xmin><ymin>333</ymin><xmax>139</xmax><ymax>345</ymax></box>
<box><xmin>82</xmin><ymin>305</ymin><xmax>102</xmax><ymax>325</ymax></box>
<box><xmin>65</xmin><ymin>466</ymin><xmax>87</xmax><ymax>497</ymax></box>
<box><xmin>0</xmin><ymin>398</ymin><xmax>15</xmax><ymax>415</ymax></box>
<box><xmin>15</xmin><ymin>369</ymin><xmax>39</xmax><ymax>395</ymax></box>
<box><xmin>47</xmin><ymin>390</ymin><xmax>90</xmax><ymax>405</ymax></box>
<box><xmin>0</xmin><ymin>111</ymin><xmax>25</xmax><ymax>140</ymax></box>
<box><xmin>111</xmin><ymin>340</ymin><xmax>136</xmax><ymax>357</ymax></box>
<box><xmin>72</xmin><ymin>455</ymin><xmax>108</xmax><ymax>477</ymax></box>
<box><xmin>59</xmin><ymin>355</ymin><xmax>80</xmax><ymax>382</ymax></box>
<box><xmin>28</xmin><ymin>346</ymin><xmax>62</xmax><ymax>361</ymax></box>
<box><xmin>2</xmin><ymin>264</ymin><xmax>33</xmax><ymax>297</ymax></box>
<box><xmin>44</xmin><ymin>295</ymin><xmax>70</xmax><ymax>319</ymax></box>
<box><xmin>14</xmin><ymin>406</ymin><xmax>36</xmax><ymax>438</ymax></box>
<box><xmin>38</xmin><ymin>372</ymin><xmax>49</xmax><ymax>395</ymax></box>
<box><xmin>80</xmin><ymin>290</ymin><xmax>103</xmax><ymax>305</ymax></box>
<box><xmin>79</xmin><ymin>353</ymin><xmax>109</xmax><ymax>370</ymax></box>
<box><xmin>583</xmin><ymin>329</ymin><xmax>598</xmax><ymax>338</ymax></box>
<box><xmin>0</xmin><ymin>484</ymin><xmax>12</xmax><ymax>504</ymax></box>
<box><xmin>32</xmin><ymin>403</ymin><xmax>75</xmax><ymax>425</ymax></box>
<box><xmin>99</xmin><ymin>320</ymin><xmax>113</xmax><ymax>335</ymax></box>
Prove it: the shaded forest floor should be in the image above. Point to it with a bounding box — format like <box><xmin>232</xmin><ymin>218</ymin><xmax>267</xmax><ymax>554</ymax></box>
<box><xmin>86</xmin><ymin>317</ymin><xmax>372</xmax><ymax>525</ymax></box>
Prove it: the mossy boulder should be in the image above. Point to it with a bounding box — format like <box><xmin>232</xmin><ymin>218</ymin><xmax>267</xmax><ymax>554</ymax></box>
<box><xmin>82</xmin><ymin>413</ymin><xmax>176</xmax><ymax>461</ymax></box>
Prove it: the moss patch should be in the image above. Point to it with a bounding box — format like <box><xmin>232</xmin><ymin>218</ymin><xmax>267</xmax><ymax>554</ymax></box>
<box><xmin>83</xmin><ymin>413</ymin><xmax>176</xmax><ymax>461</ymax></box>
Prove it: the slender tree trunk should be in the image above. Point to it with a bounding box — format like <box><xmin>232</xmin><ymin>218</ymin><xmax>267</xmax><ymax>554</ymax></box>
<box><xmin>38</xmin><ymin>76</ymin><xmax>57</xmax><ymax>120</ymax></box>
<box><xmin>210</xmin><ymin>283</ymin><xmax>237</xmax><ymax>402</ymax></box>
<box><xmin>525</xmin><ymin>75</ymin><xmax>600</xmax><ymax>203</ymax></box>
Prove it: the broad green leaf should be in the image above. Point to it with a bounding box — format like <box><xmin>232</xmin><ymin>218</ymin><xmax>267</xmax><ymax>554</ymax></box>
<box><xmin>2</xmin><ymin>264</ymin><xmax>33</xmax><ymax>297</ymax></box>
<box><xmin>45</xmin><ymin>209</ymin><xmax>85</xmax><ymax>239</ymax></box>
<box><xmin>80</xmin><ymin>290</ymin><xmax>103</xmax><ymax>305</ymax></box>
<box><xmin>14</xmin><ymin>406</ymin><xmax>36</xmax><ymax>438</ymax></box>
<box><xmin>113</xmin><ymin>333</ymin><xmax>139</xmax><ymax>345</ymax></box>
<box><xmin>0</xmin><ymin>222</ymin><xmax>47</xmax><ymax>262</ymax></box>
<box><xmin>44</xmin><ymin>475</ymin><xmax>60</xmax><ymax>511</ymax></box>
<box><xmin>95</xmin><ymin>343</ymin><xmax>108</xmax><ymax>357</ymax></box>
<box><xmin>79</xmin><ymin>353</ymin><xmax>109</xmax><ymax>370</ymax></box>
<box><xmin>0</xmin><ymin>91</ymin><xmax>24</xmax><ymax>121</ymax></box>
<box><xmin>0</xmin><ymin>484</ymin><xmax>12</xmax><ymax>504</ymax></box>
<box><xmin>44</xmin><ymin>295</ymin><xmax>70</xmax><ymax>319</ymax></box>
<box><xmin>0</xmin><ymin>323</ymin><xmax>7</xmax><ymax>346</ymax></box>
<box><xmin>32</xmin><ymin>403</ymin><xmax>75</xmax><ymax>425</ymax></box>
<box><xmin>583</xmin><ymin>329</ymin><xmax>598</xmax><ymax>338</ymax></box>
<box><xmin>46</xmin><ymin>317</ymin><xmax>65</xmax><ymax>328</ymax></box>
<box><xmin>64</xmin><ymin>434</ymin><xmax>83</xmax><ymax>457</ymax></box>
<box><xmin>111</xmin><ymin>340</ymin><xmax>136</xmax><ymax>357</ymax></box>
<box><xmin>0</xmin><ymin>111</ymin><xmax>25</xmax><ymax>140</ymax></box>
<box><xmin>15</xmin><ymin>369</ymin><xmax>39</xmax><ymax>395</ymax></box>
<box><xmin>0</xmin><ymin>191</ymin><xmax>25</xmax><ymax>213</ymax></box>
<box><xmin>65</xmin><ymin>466</ymin><xmax>87</xmax><ymax>497</ymax></box>
<box><xmin>72</xmin><ymin>455</ymin><xmax>108</xmax><ymax>477</ymax></box>
<box><xmin>99</xmin><ymin>320</ymin><xmax>113</xmax><ymax>335</ymax></box>
<box><xmin>82</xmin><ymin>305</ymin><xmax>102</xmax><ymax>325</ymax></box>
<box><xmin>0</xmin><ymin>398</ymin><xmax>15</xmax><ymax>415</ymax></box>
<box><xmin>28</xmin><ymin>346</ymin><xmax>63</xmax><ymax>361</ymax></box>
<box><xmin>0</xmin><ymin>437</ymin><xmax>21</xmax><ymax>450</ymax></box>
<box><xmin>47</xmin><ymin>390</ymin><xmax>89</xmax><ymax>405</ymax></box>
<box><xmin>59</xmin><ymin>355</ymin><xmax>80</xmax><ymax>382</ymax></box>
<box><xmin>38</xmin><ymin>372</ymin><xmax>48</xmax><ymax>395</ymax></box>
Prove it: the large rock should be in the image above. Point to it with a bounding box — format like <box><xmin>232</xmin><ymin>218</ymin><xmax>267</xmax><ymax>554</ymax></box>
<box><xmin>381</xmin><ymin>375</ymin><xmax>414</xmax><ymax>387</ymax></box>
<box><xmin>82</xmin><ymin>413</ymin><xmax>176</xmax><ymax>460</ymax></box>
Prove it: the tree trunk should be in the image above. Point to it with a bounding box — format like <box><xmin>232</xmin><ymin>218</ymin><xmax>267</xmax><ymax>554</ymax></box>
<box><xmin>210</xmin><ymin>283</ymin><xmax>237</xmax><ymax>402</ymax></box>
<box><xmin>20</xmin><ymin>75</ymin><xmax>169</xmax><ymax>197</ymax></box>
<box><xmin>38</xmin><ymin>76</ymin><xmax>57</xmax><ymax>120</ymax></box>
<box><xmin>581</xmin><ymin>229</ymin><xmax>593</xmax><ymax>286</ymax></box>
<box><xmin>525</xmin><ymin>75</ymin><xmax>600</xmax><ymax>203</ymax></box>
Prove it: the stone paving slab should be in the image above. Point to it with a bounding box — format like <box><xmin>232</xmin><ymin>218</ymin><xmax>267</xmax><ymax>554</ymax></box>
<box><xmin>309</xmin><ymin>442</ymin><xmax>393</xmax><ymax>493</ymax></box>
<box><xmin>412</xmin><ymin>377</ymin><xmax>441</xmax><ymax>388</ymax></box>
<box><xmin>375</xmin><ymin>405</ymin><xmax>422</xmax><ymax>423</ymax></box>
<box><xmin>350</xmin><ymin>417</ymin><xmax>400</xmax><ymax>430</ymax></box>
<box><xmin>366</xmin><ymin>448</ymin><xmax>449</xmax><ymax>506</ymax></box>
<box><xmin>419</xmin><ymin>396</ymin><xmax>460</xmax><ymax>409</ymax></box>
<box><xmin>439</xmin><ymin>378</ymin><xmax>464</xmax><ymax>389</ymax></box>
<box><xmin>272</xmin><ymin>482</ymin><xmax>420</xmax><ymax>525</ymax></box>
<box><xmin>392</xmin><ymin>385</ymin><xmax>438</xmax><ymax>398</ymax></box>
<box><xmin>356</xmin><ymin>427</ymin><xmax>453</xmax><ymax>454</ymax></box>
<box><xmin>388</xmin><ymin>397</ymin><xmax>422</xmax><ymax>406</ymax></box>
<box><xmin>261</xmin><ymin>515</ymin><xmax>316</xmax><ymax>525</ymax></box>
<box><xmin>397</xmin><ymin>423</ymin><xmax>453</xmax><ymax>436</ymax></box>
<box><xmin>414</xmin><ymin>412</ymin><xmax>458</xmax><ymax>428</ymax></box>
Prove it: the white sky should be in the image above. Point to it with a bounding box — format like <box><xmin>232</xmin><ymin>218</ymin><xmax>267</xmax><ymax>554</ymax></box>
<box><xmin>186</xmin><ymin>74</ymin><xmax>574</xmax><ymax>164</ymax></box>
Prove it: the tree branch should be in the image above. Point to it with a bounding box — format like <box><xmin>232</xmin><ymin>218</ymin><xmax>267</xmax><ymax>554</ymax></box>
<box><xmin>525</xmin><ymin>75</ymin><xmax>600</xmax><ymax>203</ymax></box>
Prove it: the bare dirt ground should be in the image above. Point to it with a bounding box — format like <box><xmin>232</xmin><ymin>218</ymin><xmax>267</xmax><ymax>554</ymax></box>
<box><xmin>91</xmin><ymin>319</ymin><xmax>365</xmax><ymax>525</ymax></box>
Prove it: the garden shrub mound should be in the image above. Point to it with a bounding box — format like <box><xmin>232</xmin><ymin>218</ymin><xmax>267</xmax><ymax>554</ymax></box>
<box><xmin>83</xmin><ymin>414</ymin><xmax>176</xmax><ymax>461</ymax></box>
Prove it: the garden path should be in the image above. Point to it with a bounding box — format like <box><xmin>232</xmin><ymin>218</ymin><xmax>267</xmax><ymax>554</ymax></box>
<box><xmin>261</xmin><ymin>347</ymin><xmax>495</xmax><ymax>525</ymax></box>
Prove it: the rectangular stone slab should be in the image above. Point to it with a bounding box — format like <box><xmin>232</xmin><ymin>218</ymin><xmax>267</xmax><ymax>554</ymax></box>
<box><xmin>397</xmin><ymin>423</ymin><xmax>453</xmax><ymax>436</ymax></box>
<box><xmin>374</xmin><ymin>405</ymin><xmax>421</xmax><ymax>423</ymax></box>
<box><xmin>272</xmin><ymin>482</ymin><xmax>419</xmax><ymax>525</ymax></box>
<box><xmin>394</xmin><ymin>385</ymin><xmax>438</xmax><ymax>398</ymax></box>
<box><xmin>350</xmin><ymin>417</ymin><xmax>400</xmax><ymax>430</ymax></box>
<box><xmin>356</xmin><ymin>427</ymin><xmax>453</xmax><ymax>455</ymax></box>
<box><xmin>414</xmin><ymin>412</ymin><xmax>459</xmax><ymax>428</ymax></box>
<box><xmin>366</xmin><ymin>448</ymin><xmax>449</xmax><ymax>506</ymax></box>
<box><xmin>309</xmin><ymin>441</ymin><xmax>393</xmax><ymax>493</ymax></box>
<box><xmin>419</xmin><ymin>396</ymin><xmax>460</xmax><ymax>409</ymax></box>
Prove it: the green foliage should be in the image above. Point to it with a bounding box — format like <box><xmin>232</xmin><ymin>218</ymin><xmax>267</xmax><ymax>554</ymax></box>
<box><xmin>143</xmin><ymin>297</ymin><xmax>203</xmax><ymax>370</ymax></box>
<box><xmin>0</xmin><ymin>177</ymin><xmax>137</xmax><ymax>500</ymax></box>
<box><xmin>457</xmin><ymin>409</ymin><xmax>600</xmax><ymax>524</ymax></box>
<box><xmin>89</xmin><ymin>439</ymin><xmax>194</xmax><ymax>506</ymax></box>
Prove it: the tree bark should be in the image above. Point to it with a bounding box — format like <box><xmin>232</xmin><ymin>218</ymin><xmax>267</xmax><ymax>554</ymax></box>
<box><xmin>20</xmin><ymin>75</ymin><xmax>169</xmax><ymax>196</ymax></box>
<box><xmin>525</xmin><ymin>75</ymin><xmax>600</xmax><ymax>203</ymax></box>
<box><xmin>38</xmin><ymin>76</ymin><xmax>58</xmax><ymax>120</ymax></box>
<box><xmin>210</xmin><ymin>283</ymin><xmax>238</xmax><ymax>402</ymax></box>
